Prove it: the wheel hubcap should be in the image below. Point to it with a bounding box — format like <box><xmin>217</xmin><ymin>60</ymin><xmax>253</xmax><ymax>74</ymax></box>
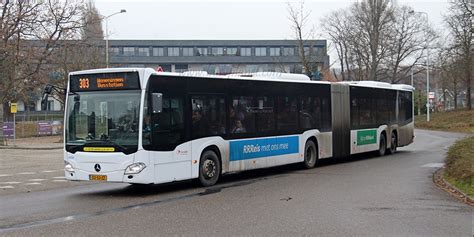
<box><xmin>203</xmin><ymin>159</ymin><xmax>216</xmax><ymax>179</ymax></box>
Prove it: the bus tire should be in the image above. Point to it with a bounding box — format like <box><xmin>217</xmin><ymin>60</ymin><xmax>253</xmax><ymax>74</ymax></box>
<box><xmin>198</xmin><ymin>150</ymin><xmax>221</xmax><ymax>187</ymax></box>
<box><xmin>378</xmin><ymin>133</ymin><xmax>387</xmax><ymax>156</ymax></box>
<box><xmin>388</xmin><ymin>132</ymin><xmax>397</xmax><ymax>154</ymax></box>
<box><xmin>303</xmin><ymin>140</ymin><xmax>318</xmax><ymax>169</ymax></box>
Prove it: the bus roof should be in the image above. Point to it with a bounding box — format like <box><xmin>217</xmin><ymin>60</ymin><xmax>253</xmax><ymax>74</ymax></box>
<box><xmin>337</xmin><ymin>80</ymin><xmax>414</xmax><ymax>91</ymax></box>
<box><xmin>69</xmin><ymin>67</ymin><xmax>413</xmax><ymax>91</ymax></box>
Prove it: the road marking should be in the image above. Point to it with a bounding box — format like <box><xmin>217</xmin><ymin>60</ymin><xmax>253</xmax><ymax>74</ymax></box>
<box><xmin>421</xmin><ymin>163</ymin><xmax>445</xmax><ymax>168</ymax></box>
<box><xmin>0</xmin><ymin>181</ymin><xmax>21</xmax><ymax>185</ymax></box>
<box><xmin>0</xmin><ymin>174</ymin><xmax>12</xmax><ymax>177</ymax></box>
<box><xmin>53</xmin><ymin>180</ymin><xmax>68</xmax><ymax>182</ymax></box>
<box><xmin>0</xmin><ymin>186</ymin><xmax>14</xmax><ymax>189</ymax></box>
<box><xmin>28</xmin><ymin>179</ymin><xmax>47</xmax><ymax>182</ymax></box>
<box><xmin>16</xmin><ymin>172</ymin><xmax>36</xmax><ymax>175</ymax></box>
<box><xmin>41</xmin><ymin>170</ymin><xmax>56</xmax><ymax>173</ymax></box>
<box><xmin>53</xmin><ymin>176</ymin><xmax>65</xmax><ymax>179</ymax></box>
<box><xmin>24</xmin><ymin>182</ymin><xmax>42</xmax><ymax>185</ymax></box>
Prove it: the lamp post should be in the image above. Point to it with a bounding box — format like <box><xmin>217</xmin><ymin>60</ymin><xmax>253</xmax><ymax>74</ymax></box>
<box><xmin>409</xmin><ymin>10</ymin><xmax>430</xmax><ymax>122</ymax></box>
<box><xmin>104</xmin><ymin>9</ymin><xmax>126</xmax><ymax>68</ymax></box>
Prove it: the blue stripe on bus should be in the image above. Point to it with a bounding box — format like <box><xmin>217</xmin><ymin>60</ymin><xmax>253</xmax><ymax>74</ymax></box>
<box><xmin>229</xmin><ymin>136</ymin><xmax>299</xmax><ymax>161</ymax></box>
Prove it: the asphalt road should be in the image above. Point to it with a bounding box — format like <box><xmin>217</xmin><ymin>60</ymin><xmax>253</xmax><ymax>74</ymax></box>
<box><xmin>0</xmin><ymin>129</ymin><xmax>472</xmax><ymax>236</ymax></box>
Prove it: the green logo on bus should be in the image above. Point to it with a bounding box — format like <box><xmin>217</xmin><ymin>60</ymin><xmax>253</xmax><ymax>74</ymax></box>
<box><xmin>357</xmin><ymin>130</ymin><xmax>377</xmax><ymax>145</ymax></box>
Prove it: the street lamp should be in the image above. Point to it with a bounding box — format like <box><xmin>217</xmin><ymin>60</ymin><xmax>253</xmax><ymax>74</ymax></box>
<box><xmin>409</xmin><ymin>10</ymin><xmax>430</xmax><ymax>122</ymax></box>
<box><xmin>103</xmin><ymin>9</ymin><xmax>126</xmax><ymax>68</ymax></box>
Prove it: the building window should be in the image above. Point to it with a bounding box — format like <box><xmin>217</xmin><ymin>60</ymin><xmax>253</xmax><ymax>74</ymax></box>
<box><xmin>196</xmin><ymin>47</ymin><xmax>208</xmax><ymax>56</ymax></box>
<box><xmin>269</xmin><ymin>47</ymin><xmax>280</xmax><ymax>56</ymax></box>
<box><xmin>168</xmin><ymin>47</ymin><xmax>180</xmax><ymax>56</ymax></box>
<box><xmin>240</xmin><ymin>47</ymin><xmax>252</xmax><ymax>56</ymax></box>
<box><xmin>137</xmin><ymin>47</ymin><xmax>150</xmax><ymax>56</ymax></box>
<box><xmin>282</xmin><ymin>47</ymin><xmax>295</xmax><ymax>56</ymax></box>
<box><xmin>211</xmin><ymin>47</ymin><xmax>224</xmax><ymax>56</ymax></box>
<box><xmin>183</xmin><ymin>47</ymin><xmax>194</xmax><ymax>56</ymax></box>
<box><xmin>226</xmin><ymin>47</ymin><xmax>238</xmax><ymax>56</ymax></box>
<box><xmin>314</xmin><ymin>47</ymin><xmax>323</xmax><ymax>55</ymax></box>
<box><xmin>152</xmin><ymin>47</ymin><xmax>164</xmax><ymax>56</ymax></box>
<box><xmin>123</xmin><ymin>47</ymin><xmax>135</xmax><ymax>56</ymax></box>
<box><xmin>255</xmin><ymin>47</ymin><xmax>267</xmax><ymax>56</ymax></box>
<box><xmin>109</xmin><ymin>47</ymin><xmax>120</xmax><ymax>56</ymax></box>
<box><xmin>304</xmin><ymin>46</ymin><xmax>316</xmax><ymax>56</ymax></box>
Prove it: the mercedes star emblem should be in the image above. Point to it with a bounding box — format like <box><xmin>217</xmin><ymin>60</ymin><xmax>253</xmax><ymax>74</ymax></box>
<box><xmin>94</xmin><ymin>164</ymin><xmax>101</xmax><ymax>172</ymax></box>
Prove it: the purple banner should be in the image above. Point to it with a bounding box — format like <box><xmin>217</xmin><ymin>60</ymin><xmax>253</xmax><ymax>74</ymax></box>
<box><xmin>38</xmin><ymin>121</ymin><xmax>52</xmax><ymax>136</ymax></box>
<box><xmin>2</xmin><ymin>122</ymin><xmax>14</xmax><ymax>139</ymax></box>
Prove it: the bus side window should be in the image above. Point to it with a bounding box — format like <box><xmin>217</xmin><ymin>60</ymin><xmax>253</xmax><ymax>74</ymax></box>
<box><xmin>191</xmin><ymin>95</ymin><xmax>226</xmax><ymax>138</ymax></box>
<box><xmin>143</xmin><ymin>94</ymin><xmax>185</xmax><ymax>151</ymax></box>
<box><xmin>276</xmin><ymin>96</ymin><xmax>297</xmax><ymax>131</ymax></box>
<box><xmin>255</xmin><ymin>96</ymin><xmax>275</xmax><ymax>133</ymax></box>
<box><xmin>230</xmin><ymin>96</ymin><xmax>255</xmax><ymax>134</ymax></box>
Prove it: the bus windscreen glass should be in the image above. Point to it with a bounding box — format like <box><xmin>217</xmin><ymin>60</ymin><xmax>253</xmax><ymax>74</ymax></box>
<box><xmin>65</xmin><ymin>90</ymin><xmax>141</xmax><ymax>154</ymax></box>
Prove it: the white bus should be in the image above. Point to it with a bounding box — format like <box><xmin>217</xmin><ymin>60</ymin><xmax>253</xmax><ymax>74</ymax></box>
<box><xmin>44</xmin><ymin>68</ymin><xmax>414</xmax><ymax>186</ymax></box>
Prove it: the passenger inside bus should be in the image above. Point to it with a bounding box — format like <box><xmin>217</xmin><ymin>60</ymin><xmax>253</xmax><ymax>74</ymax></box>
<box><xmin>192</xmin><ymin>110</ymin><xmax>209</xmax><ymax>137</ymax></box>
<box><xmin>231</xmin><ymin>120</ymin><xmax>247</xmax><ymax>133</ymax></box>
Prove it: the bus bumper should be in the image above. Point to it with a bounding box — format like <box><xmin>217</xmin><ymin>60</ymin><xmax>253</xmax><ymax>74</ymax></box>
<box><xmin>64</xmin><ymin>163</ymin><xmax>153</xmax><ymax>184</ymax></box>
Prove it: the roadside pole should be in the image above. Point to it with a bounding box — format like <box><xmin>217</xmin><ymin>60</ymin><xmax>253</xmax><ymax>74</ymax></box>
<box><xmin>10</xmin><ymin>103</ymin><xmax>17</xmax><ymax>144</ymax></box>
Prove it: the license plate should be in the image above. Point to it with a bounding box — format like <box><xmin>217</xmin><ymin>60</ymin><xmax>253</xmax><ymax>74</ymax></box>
<box><xmin>89</xmin><ymin>175</ymin><xmax>107</xmax><ymax>181</ymax></box>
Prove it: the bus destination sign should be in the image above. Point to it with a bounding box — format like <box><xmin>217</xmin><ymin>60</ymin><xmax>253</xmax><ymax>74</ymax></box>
<box><xmin>70</xmin><ymin>72</ymin><xmax>140</xmax><ymax>92</ymax></box>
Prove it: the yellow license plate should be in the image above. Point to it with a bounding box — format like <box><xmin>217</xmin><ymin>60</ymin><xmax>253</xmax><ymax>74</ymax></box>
<box><xmin>89</xmin><ymin>175</ymin><xmax>107</xmax><ymax>181</ymax></box>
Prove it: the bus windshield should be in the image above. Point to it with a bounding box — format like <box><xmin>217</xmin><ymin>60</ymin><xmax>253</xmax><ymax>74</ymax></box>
<box><xmin>65</xmin><ymin>90</ymin><xmax>141</xmax><ymax>153</ymax></box>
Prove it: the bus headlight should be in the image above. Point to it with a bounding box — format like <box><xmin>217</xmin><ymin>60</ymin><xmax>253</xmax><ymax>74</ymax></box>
<box><xmin>125</xmin><ymin>163</ymin><xmax>146</xmax><ymax>175</ymax></box>
<box><xmin>65</xmin><ymin>161</ymin><xmax>75</xmax><ymax>173</ymax></box>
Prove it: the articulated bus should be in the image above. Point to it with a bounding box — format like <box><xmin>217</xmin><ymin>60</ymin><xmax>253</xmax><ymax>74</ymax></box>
<box><xmin>52</xmin><ymin>68</ymin><xmax>414</xmax><ymax>186</ymax></box>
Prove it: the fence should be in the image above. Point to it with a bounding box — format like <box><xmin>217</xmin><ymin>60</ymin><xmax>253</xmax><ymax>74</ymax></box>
<box><xmin>5</xmin><ymin>111</ymin><xmax>64</xmax><ymax>122</ymax></box>
<box><xmin>1</xmin><ymin>120</ymin><xmax>63</xmax><ymax>139</ymax></box>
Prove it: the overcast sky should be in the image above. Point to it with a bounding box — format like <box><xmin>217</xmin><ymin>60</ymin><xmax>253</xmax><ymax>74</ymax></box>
<box><xmin>94</xmin><ymin>0</ymin><xmax>450</xmax><ymax>63</ymax></box>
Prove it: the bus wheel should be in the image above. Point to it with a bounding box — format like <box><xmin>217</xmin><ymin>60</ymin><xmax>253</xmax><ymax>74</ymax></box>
<box><xmin>378</xmin><ymin>133</ymin><xmax>387</xmax><ymax>156</ymax></box>
<box><xmin>198</xmin><ymin>150</ymin><xmax>221</xmax><ymax>187</ymax></box>
<box><xmin>303</xmin><ymin>140</ymin><xmax>318</xmax><ymax>169</ymax></box>
<box><xmin>388</xmin><ymin>132</ymin><xmax>397</xmax><ymax>154</ymax></box>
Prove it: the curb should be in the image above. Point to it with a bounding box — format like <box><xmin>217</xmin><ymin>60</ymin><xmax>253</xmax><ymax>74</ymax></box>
<box><xmin>433</xmin><ymin>168</ymin><xmax>474</xmax><ymax>206</ymax></box>
<box><xmin>0</xmin><ymin>146</ymin><xmax>63</xmax><ymax>150</ymax></box>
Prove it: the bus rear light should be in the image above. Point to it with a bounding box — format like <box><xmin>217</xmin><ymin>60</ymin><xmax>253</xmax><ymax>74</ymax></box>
<box><xmin>125</xmin><ymin>163</ymin><xmax>146</xmax><ymax>175</ymax></box>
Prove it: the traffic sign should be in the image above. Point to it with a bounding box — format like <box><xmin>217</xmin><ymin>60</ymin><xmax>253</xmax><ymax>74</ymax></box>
<box><xmin>156</xmin><ymin>66</ymin><xmax>164</xmax><ymax>72</ymax></box>
<box><xmin>428</xmin><ymin>92</ymin><xmax>435</xmax><ymax>99</ymax></box>
<box><xmin>10</xmin><ymin>103</ymin><xmax>17</xmax><ymax>114</ymax></box>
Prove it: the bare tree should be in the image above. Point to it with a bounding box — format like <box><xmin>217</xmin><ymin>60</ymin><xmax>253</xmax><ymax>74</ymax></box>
<box><xmin>382</xmin><ymin>6</ymin><xmax>437</xmax><ymax>83</ymax></box>
<box><xmin>350</xmin><ymin>0</ymin><xmax>395</xmax><ymax>81</ymax></box>
<box><xmin>435</xmin><ymin>48</ymin><xmax>462</xmax><ymax>109</ymax></box>
<box><xmin>321</xmin><ymin>0</ymin><xmax>437</xmax><ymax>83</ymax></box>
<box><xmin>444</xmin><ymin>0</ymin><xmax>473</xmax><ymax>109</ymax></box>
<box><xmin>321</xmin><ymin>9</ymin><xmax>353</xmax><ymax>81</ymax></box>
<box><xmin>0</xmin><ymin>0</ymin><xmax>85</xmax><ymax>120</ymax></box>
<box><xmin>287</xmin><ymin>1</ymin><xmax>314</xmax><ymax>74</ymax></box>
<box><xmin>49</xmin><ymin>2</ymin><xmax>105</xmax><ymax>106</ymax></box>
<box><xmin>82</xmin><ymin>1</ymin><xmax>103</xmax><ymax>41</ymax></box>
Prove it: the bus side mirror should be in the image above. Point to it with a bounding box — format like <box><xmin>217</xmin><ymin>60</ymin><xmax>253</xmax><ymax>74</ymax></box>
<box><xmin>41</xmin><ymin>85</ymin><xmax>53</xmax><ymax>111</ymax></box>
<box><xmin>151</xmin><ymin>93</ymin><xmax>163</xmax><ymax>113</ymax></box>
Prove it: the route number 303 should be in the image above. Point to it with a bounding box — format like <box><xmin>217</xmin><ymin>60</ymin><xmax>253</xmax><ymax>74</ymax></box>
<box><xmin>79</xmin><ymin>78</ymin><xmax>89</xmax><ymax>89</ymax></box>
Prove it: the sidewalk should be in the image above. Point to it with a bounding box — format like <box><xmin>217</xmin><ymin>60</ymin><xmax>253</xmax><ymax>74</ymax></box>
<box><xmin>0</xmin><ymin>136</ymin><xmax>63</xmax><ymax>150</ymax></box>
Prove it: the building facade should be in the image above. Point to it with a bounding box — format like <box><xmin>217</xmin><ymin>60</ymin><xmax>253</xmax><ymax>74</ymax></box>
<box><xmin>108</xmin><ymin>40</ymin><xmax>329</xmax><ymax>74</ymax></box>
<box><xmin>14</xmin><ymin>39</ymin><xmax>329</xmax><ymax>115</ymax></box>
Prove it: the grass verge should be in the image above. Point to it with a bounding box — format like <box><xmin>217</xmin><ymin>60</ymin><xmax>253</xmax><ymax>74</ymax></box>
<box><xmin>444</xmin><ymin>136</ymin><xmax>474</xmax><ymax>197</ymax></box>
<box><xmin>415</xmin><ymin>109</ymin><xmax>474</xmax><ymax>134</ymax></box>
